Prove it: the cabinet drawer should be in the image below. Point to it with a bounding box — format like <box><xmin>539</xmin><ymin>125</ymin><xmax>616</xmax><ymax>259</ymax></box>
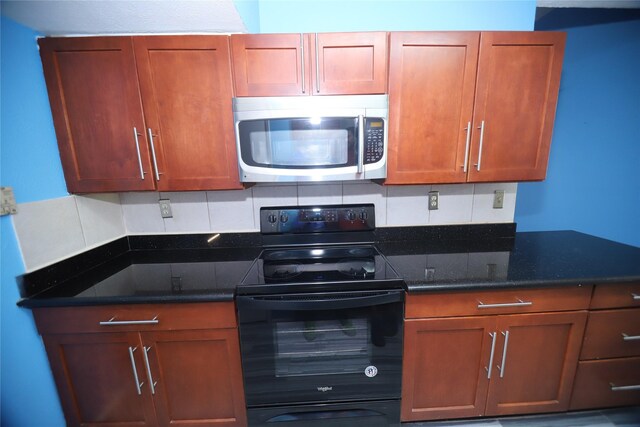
<box><xmin>581</xmin><ymin>309</ymin><xmax>640</xmax><ymax>360</ymax></box>
<box><xmin>570</xmin><ymin>357</ymin><xmax>640</xmax><ymax>410</ymax></box>
<box><xmin>591</xmin><ymin>283</ymin><xmax>640</xmax><ymax>309</ymax></box>
<box><xmin>33</xmin><ymin>302</ymin><xmax>236</xmax><ymax>335</ymax></box>
<box><xmin>406</xmin><ymin>286</ymin><xmax>592</xmax><ymax>318</ymax></box>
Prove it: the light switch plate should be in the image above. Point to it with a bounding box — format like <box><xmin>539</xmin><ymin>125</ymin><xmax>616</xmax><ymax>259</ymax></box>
<box><xmin>159</xmin><ymin>199</ymin><xmax>173</xmax><ymax>218</ymax></box>
<box><xmin>493</xmin><ymin>190</ymin><xmax>505</xmax><ymax>209</ymax></box>
<box><xmin>0</xmin><ymin>187</ymin><xmax>17</xmax><ymax>215</ymax></box>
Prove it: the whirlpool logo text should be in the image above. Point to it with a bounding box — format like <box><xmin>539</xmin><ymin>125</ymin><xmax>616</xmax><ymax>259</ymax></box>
<box><xmin>317</xmin><ymin>386</ymin><xmax>333</xmax><ymax>392</ymax></box>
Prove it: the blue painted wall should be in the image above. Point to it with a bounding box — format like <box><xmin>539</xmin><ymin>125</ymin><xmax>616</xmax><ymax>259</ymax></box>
<box><xmin>0</xmin><ymin>16</ymin><xmax>67</xmax><ymax>426</ymax></box>
<box><xmin>257</xmin><ymin>0</ymin><xmax>535</xmax><ymax>33</ymax></box>
<box><xmin>233</xmin><ymin>0</ymin><xmax>261</xmax><ymax>33</ymax></box>
<box><xmin>515</xmin><ymin>10</ymin><xmax>640</xmax><ymax>248</ymax></box>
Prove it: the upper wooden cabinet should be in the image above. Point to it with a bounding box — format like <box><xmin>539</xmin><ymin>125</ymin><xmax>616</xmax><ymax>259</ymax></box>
<box><xmin>39</xmin><ymin>36</ymin><xmax>242</xmax><ymax>193</ymax></box>
<box><xmin>387</xmin><ymin>31</ymin><xmax>566</xmax><ymax>184</ymax></box>
<box><xmin>230</xmin><ymin>32</ymin><xmax>388</xmax><ymax>96</ymax></box>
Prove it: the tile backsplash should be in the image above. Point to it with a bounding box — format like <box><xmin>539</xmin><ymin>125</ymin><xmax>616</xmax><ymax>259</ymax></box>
<box><xmin>12</xmin><ymin>182</ymin><xmax>517</xmax><ymax>271</ymax></box>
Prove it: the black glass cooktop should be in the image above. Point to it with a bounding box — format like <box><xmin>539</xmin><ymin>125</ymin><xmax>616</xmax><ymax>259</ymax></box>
<box><xmin>238</xmin><ymin>245</ymin><xmax>405</xmax><ymax>295</ymax></box>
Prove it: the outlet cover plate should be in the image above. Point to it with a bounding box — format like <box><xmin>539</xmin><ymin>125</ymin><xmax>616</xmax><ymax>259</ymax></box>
<box><xmin>493</xmin><ymin>190</ymin><xmax>505</xmax><ymax>209</ymax></box>
<box><xmin>428</xmin><ymin>191</ymin><xmax>439</xmax><ymax>211</ymax></box>
<box><xmin>159</xmin><ymin>199</ymin><xmax>173</xmax><ymax>218</ymax></box>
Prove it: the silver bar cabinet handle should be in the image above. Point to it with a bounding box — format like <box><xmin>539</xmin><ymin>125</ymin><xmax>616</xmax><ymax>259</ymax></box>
<box><xmin>300</xmin><ymin>33</ymin><xmax>305</xmax><ymax>94</ymax></box>
<box><xmin>462</xmin><ymin>121</ymin><xmax>471</xmax><ymax>173</ymax></box>
<box><xmin>477</xmin><ymin>299</ymin><xmax>533</xmax><ymax>309</ymax></box>
<box><xmin>147</xmin><ymin>128</ymin><xmax>161</xmax><ymax>181</ymax></box>
<box><xmin>486</xmin><ymin>332</ymin><xmax>497</xmax><ymax>379</ymax></box>
<box><xmin>498</xmin><ymin>331</ymin><xmax>510</xmax><ymax>378</ymax></box>
<box><xmin>632</xmin><ymin>293</ymin><xmax>640</xmax><ymax>300</ymax></box>
<box><xmin>128</xmin><ymin>346</ymin><xmax>144</xmax><ymax>395</ymax></box>
<box><xmin>357</xmin><ymin>115</ymin><xmax>364</xmax><ymax>174</ymax></box>
<box><xmin>143</xmin><ymin>346</ymin><xmax>157</xmax><ymax>395</ymax></box>
<box><xmin>475</xmin><ymin>120</ymin><xmax>485</xmax><ymax>171</ymax></box>
<box><xmin>315</xmin><ymin>33</ymin><xmax>320</xmax><ymax>93</ymax></box>
<box><xmin>622</xmin><ymin>333</ymin><xmax>640</xmax><ymax>341</ymax></box>
<box><xmin>99</xmin><ymin>316</ymin><xmax>159</xmax><ymax>326</ymax></box>
<box><xmin>133</xmin><ymin>127</ymin><xmax>145</xmax><ymax>180</ymax></box>
<box><xmin>611</xmin><ymin>383</ymin><xmax>640</xmax><ymax>392</ymax></box>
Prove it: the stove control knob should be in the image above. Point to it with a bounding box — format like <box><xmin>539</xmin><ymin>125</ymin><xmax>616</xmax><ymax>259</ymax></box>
<box><xmin>280</xmin><ymin>213</ymin><xmax>289</xmax><ymax>223</ymax></box>
<box><xmin>267</xmin><ymin>214</ymin><xmax>278</xmax><ymax>224</ymax></box>
<box><xmin>359</xmin><ymin>211</ymin><xmax>368</xmax><ymax>221</ymax></box>
<box><xmin>346</xmin><ymin>210</ymin><xmax>357</xmax><ymax>221</ymax></box>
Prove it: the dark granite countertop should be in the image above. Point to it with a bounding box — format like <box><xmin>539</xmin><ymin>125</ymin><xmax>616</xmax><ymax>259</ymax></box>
<box><xmin>380</xmin><ymin>230</ymin><xmax>640</xmax><ymax>292</ymax></box>
<box><xmin>16</xmin><ymin>226</ymin><xmax>640</xmax><ymax>308</ymax></box>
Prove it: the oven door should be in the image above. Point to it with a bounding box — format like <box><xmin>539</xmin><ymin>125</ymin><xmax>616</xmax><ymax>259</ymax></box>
<box><xmin>237</xmin><ymin>290</ymin><xmax>404</xmax><ymax>407</ymax></box>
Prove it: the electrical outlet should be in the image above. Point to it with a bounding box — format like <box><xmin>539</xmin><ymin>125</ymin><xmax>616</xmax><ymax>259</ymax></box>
<box><xmin>428</xmin><ymin>191</ymin><xmax>439</xmax><ymax>210</ymax></box>
<box><xmin>159</xmin><ymin>199</ymin><xmax>173</xmax><ymax>218</ymax></box>
<box><xmin>493</xmin><ymin>190</ymin><xmax>505</xmax><ymax>209</ymax></box>
<box><xmin>0</xmin><ymin>187</ymin><xmax>17</xmax><ymax>216</ymax></box>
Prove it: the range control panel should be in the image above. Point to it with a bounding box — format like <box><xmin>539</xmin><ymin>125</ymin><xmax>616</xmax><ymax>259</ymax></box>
<box><xmin>363</xmin><ymin>118</ymin><xmax>385</xmax><ymax>165</ymax></box>
<box><xmin>260</xmin><ymin>204</ymin><xmax>376</xmax><ymax>234</ymax></box>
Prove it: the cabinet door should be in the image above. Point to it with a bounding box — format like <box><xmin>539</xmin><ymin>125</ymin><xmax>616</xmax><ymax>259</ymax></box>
<box><xmin>485</xmin><ymin>311</ymin><xmax>587</xmax><ymax>416</ymax></box>
<box><xmin>231</xmin><ymin>34</ymin><xmax>309</xmax><ymax>96</ymax></box>
<box><xmin>39</xmin><ymin>37</ymin><xmax>155</xmax><ymax>193</ymax></box>
<box><xmin>143</xmin><ymin>329</ymin><xmax>247</xmax><ymax>427</ymax></box>
<box><xmin>387</xmin><ymin>32</ymin><xmax>480</xmax><ymax>184</ymax></box>
<box><xmin>311</xmin><ymin>32</ymin><xmax>387</xmax><ymax>95</ymax></box>
<box><xmin>42</xmin><ymin>332</ymin><xmax>157</xmax><ymax>427</ymax></box>
<box><xmin>134</xmin><ymin>36</ymin><xmax>242</xmax><ymax>191</ymax></box>
<box><xmin>468</xmin><ymin>32</ymin><xmax>565</xmax><ymax>182</ymax></box>
<box><xmin>401</xmin><ymin>316</ymin><xmax>495</xmax><ymax>421</ymax></box>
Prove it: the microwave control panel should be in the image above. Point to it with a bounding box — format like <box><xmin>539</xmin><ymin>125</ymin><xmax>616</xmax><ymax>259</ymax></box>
<box><xmin>364</xmin><ymin>118</ymin><xmax>385</xmax><ymax>164</ymax></box>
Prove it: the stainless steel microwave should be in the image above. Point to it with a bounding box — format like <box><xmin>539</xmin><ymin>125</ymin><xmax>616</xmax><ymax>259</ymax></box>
<box><xmin>233</xmin><ymin>95</ymin><xmax>388</xmax><ymax>183</ymax></box>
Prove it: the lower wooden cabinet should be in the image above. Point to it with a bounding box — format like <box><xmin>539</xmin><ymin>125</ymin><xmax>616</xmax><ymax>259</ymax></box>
<box><xmin>402</xmin><ymin>290</ymin><xmax>588</xmax><ymax>422</ymax></box>
<box><xmin>35</xmin><ymin>303</ymin><xmax>247</xmax><ymax>427</ymax></box>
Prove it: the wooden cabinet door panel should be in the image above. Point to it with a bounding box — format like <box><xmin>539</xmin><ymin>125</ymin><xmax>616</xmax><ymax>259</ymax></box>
<box><xmin>39</xmin><ymin>37</ymin><xmax>155</xmax><ymax>193</ymax></box>
<box><xmin>231</xmin><ymin>34</ymin><xmax>309</xmax><ymax>96</ymax></box>
<box><xmin>42</xmin><ymin>332</ymin><xmax>157</xmax><ymax>427</ymax></box>
<box><xmin>468</xmin><ymin>32</ymin><xmax>565</xmax><ymax>182</ymax></box>
<box><xmin>387</xmin><ymin>32</ymin><xmax>479</xmax><ymax>184</ymax></box>
<box><xmin>144</xmin><ymin>329</ymin><xmax>247</xmax><ymax>427</ymax></box>
<box><xmin>134</xmin><ymin>36</ymin><xmax>242</xmax><ymax>191</ymax></box>
<box><xmin>591</xmin><ymin>283</ymin><xmax>640</xmax><ymax>309</ymax></box>
<box><xmin>312</xmin><ymin>32</ymin><xmax>387</xmax><ymax>95</ymax></box>
<box><xmin>401</xmin><ymin>316</ymin><xmax>494</xmax><ymax>421</ymax></box>
<box><xmin>485</xmin><ymin>311</ymin><xmax>587</xmax><ymax>416</ymax></box>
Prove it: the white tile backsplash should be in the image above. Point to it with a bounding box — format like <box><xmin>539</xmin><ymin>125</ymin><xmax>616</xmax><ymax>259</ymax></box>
<box><xmin>386</xmin><ymin>185</ymin><xmax>431</xmax><ymax>226</ymax></box>
<box><xmin>161</xmin><ymin>192</ymin><xmax>211</xmax><ymax>233</ymax></box>
<box><xmin>429</xmin><ymin>184</ymin><xmax>474</xmax><ymax>225</ymax></box>
<box><xmin>207</xmin><ymin>189</ymin><xmax>256</xmax><ymax>232</ymax></box>
<box><xmin>76</xmin><ymin>194</ymin><xmax>126</xmax><ymax>247</ymax></box>
<box><xmin>13</xmin><ymin>196</ymin><xmax>86</xmax><ymax>271</ymax></box>
<box><xmin>471</xmin><ymin>183</ymin><xmax>518</xmax><ymax>223</ymax></box>
<box><xmin>12</xmin><ymin>181</ymin><xmax>518</xmax><ymax>271</ymax></box>
<box><xmin>297</xmin><ymin>183</ymin><xmax>342</xmax><ymax>206</ymax></box>
<box><xmin>121</xmin><ymin>192</ymin><xmax>164</xmax><ymax>234</ymax></box>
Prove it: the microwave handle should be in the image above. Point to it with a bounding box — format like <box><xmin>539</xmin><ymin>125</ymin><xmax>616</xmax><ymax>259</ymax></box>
<box><xmin>237</xmin><ymin>290</ymin><xmax>403</xmax><ymax>311</ymax></box>
<box><xmin>357</xmin><ymin>115</ymin><xmax>364</xmax><ymax>174</ymax></box>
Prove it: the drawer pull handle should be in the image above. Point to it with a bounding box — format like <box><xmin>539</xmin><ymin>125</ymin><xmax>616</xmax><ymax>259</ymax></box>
<box><xmin>622</xmin><ymin>333</ymin><xmax>640</xmax><ymax>341</ymax></box>
<box><xmin>128</xmin><ymin>346</ymin><xmax>144</xmax><ymax>395</ymax></box>
<box><xmin>632</xmin><ymin>293</ymin><xmax>640</xmax><ymax>301</ymax></box>
<box><xmin>477</xmin><ymin>299</ymin><xmax>533</xmax><ymax>309</ymax></box>
<box><xmin>99</xmin><ymin>316</ymin><xmax>159</xmax><ymax>326</ymax></box>
<box><xmin>486</xmin><ymin>332</ymin><xmax>497</xmax><ymax>379</ymax></box>
<box><xmin>610</xmin><ymin>383</ymin><xmax>640</xmax><ymax>392</ymax></box>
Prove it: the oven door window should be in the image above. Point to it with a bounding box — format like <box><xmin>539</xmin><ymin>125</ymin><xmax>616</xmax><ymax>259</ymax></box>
<box><xmin>275</xmin><ymin>317</ymin><xmax>370</xmax><ymax>377</ymax></box>
<box><xmin>238</xmin><ymin>117</ymin><xmax>358</xmax><ymax>169</ymax></box>
<box><xmin>237</xmin><ymin>298</ymin><xmax>403</xmax><ymax>407</ymax></box>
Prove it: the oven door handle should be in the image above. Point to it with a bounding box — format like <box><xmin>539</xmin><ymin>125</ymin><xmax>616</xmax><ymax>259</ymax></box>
<box><xmin>237</xmin><ymin>291</ymin><xmax>404</xmax><ymax>311</ymax></box>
